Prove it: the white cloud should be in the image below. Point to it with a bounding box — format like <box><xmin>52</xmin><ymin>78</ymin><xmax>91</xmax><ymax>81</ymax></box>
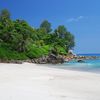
<box><xmin>67</xmin><ymin>16</ymin><xmax>85</xmax><ymax>22</ymax></box>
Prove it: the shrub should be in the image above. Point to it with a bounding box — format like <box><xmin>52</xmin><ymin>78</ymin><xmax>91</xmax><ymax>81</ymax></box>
<box><xmin>0</xmin><ymin>46</ymin><xmax>28</xmax><ymax>60</ymax></box>
<box><xmin>26</xmin><ymin>44</ymin><xmax>50</xmax><ymax>58</ymax></box>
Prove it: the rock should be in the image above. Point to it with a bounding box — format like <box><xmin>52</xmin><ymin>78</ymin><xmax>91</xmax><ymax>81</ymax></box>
<box><xmin>47</xmin><ymin>53</ymin><xmax>64</xmax><ymax>64</ymax></box>
<box><xmin>77</xmin><ymin>59</ymin><xmax>85</xmax><ymax>63</ymax></box>
<box><xmin>11</xmin><ymin>60</ymin><xmax>23</xmax><ymax>64</ymax></box>
<box><xmin>0</xmin><ymin>53</ymin><xmax>64</xmax><ymax>64</ymax></box>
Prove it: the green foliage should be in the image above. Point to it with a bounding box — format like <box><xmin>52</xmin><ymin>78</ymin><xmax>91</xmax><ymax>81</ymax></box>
<box><xmin>40</xmin><ymin>20</ymin><xmax>52</xmax><ymax>33</ymax></box>
<box><xmin>0</xmin><ymin>9</ymin><xmax>75</xmax><ymax>60</ymax></box>
<box><xmin>13</xmin><ymin>19</ymin><xmax>33</xmax><ymax>52</ymax></box>
<box><xmin>55</xmin><ymin>25</ymin><xmax>67</xmax><ymax>38</ymax></box>
<box><xmin>54</xmin><ymin>25</ymin><xmax>75</xmax><ymax>50</ymax></box>
<box><xmin>0</xmin><ymin>46</ymin><xmax>27</xmax><ymax>60</ymax></box>
<box><xmin>26</xmin><ymin>45</ymin><xmax>50</xmax><ymax>58</ymax></box>
<box><xmin>0</xmin><ymin>9</ymin><xmax>10</xmax><ymax>21</ymax></box>
<box><xmin>55</xmin><ymin>45</ymin><xmax>67</xmax><ymax>55</ymax></box>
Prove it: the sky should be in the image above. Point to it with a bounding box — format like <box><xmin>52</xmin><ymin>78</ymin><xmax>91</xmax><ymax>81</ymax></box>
<box><xmin>0</xmin><ymin>0</ymin><xmax>100</xmax><ymax>54</ymax></box>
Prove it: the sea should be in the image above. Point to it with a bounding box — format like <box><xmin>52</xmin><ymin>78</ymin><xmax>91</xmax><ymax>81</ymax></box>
<box><xmin>55</xmin><ymin>54</ymin><xmax>100</xmax><ymax>74</ymax></box>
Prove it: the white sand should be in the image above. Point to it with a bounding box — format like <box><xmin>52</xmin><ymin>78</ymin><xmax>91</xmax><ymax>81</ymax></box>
<box><xmin>0</xmin><ymin>63</ymin><xmax>100</xmax><ymax>100</ymax></box>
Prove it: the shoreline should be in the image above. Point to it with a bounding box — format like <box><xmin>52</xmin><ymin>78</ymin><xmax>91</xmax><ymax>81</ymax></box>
<box><xmin>0</xmin><ymin>63</ymin><xmax>100</xmax><ymax>100</ymax></box>
<box><xmin>0</xmin><ymin>55</ymin><xmax>99</xmax><ymax>64</ymax></box>
<box><xmin>37</xmin><ymin>63</ymin><xmax>100</xmax><ymax>74</ymax></box>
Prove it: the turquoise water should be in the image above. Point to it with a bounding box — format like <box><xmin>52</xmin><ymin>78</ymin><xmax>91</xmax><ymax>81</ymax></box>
<box><xmin>63</xmin><ymin>59</ymin><xmax>100</xmax><ymax>73</ymax></box>
<box><xmin>77</xmin><ymin>53</ymin><xmax>100</xmax><ymax>56</ymax></box>
<box><xmin>48</xmin><ymin>54</ymin><xmax>100</xmax><ymax>73</ymax></box>
<box><xmin>54</xmin><ymin>54</ymin><xmax>100</xmax><ymax>73</ymax></box>
<box><xmin>48</xmin><ymin>59</ymin><xmax>100</xmax><ymax>74</ymax></box>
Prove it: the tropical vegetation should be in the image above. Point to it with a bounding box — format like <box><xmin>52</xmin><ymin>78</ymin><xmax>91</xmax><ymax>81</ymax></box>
<box><xmin>0</xmin><ymin>9</ymin><xmax>75</xmax><ymax>60</ymax></box>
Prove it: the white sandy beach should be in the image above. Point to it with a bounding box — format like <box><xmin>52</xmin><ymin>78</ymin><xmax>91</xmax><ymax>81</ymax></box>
<box><xmin>0</xmin><ymin>63</ymin><xmax>100</xmax><ymax>100</ymax></box>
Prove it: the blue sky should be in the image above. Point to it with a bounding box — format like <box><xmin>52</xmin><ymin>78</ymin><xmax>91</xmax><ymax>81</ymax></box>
<box><xmin>0</xmin><ymin>0</ymin><xmax>100</xmax><ymax>54</ymax></box>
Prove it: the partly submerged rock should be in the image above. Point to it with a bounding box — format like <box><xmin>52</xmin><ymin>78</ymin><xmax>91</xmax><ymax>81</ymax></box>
<box><xmin>77</xmin><ymin>59</ymin><xmax>85</xmax><ymax>63</ymax></box>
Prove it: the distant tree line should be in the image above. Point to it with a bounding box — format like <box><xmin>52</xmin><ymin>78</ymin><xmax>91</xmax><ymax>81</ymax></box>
<box><xmin>0</xmin><ymin>9</ymin><xmax>75</xmax><ymax>60</ymax></box>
